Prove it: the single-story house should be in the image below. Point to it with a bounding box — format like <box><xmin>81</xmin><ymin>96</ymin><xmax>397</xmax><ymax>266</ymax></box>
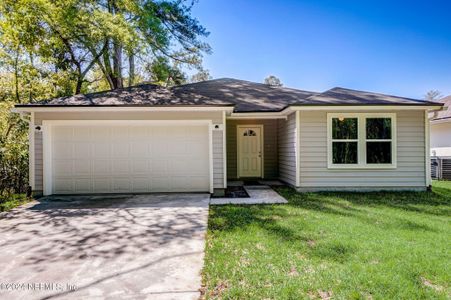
<box><xmin>13</xmin><ymin>78</ymin><xmax>443</xmax><ymax>196</ymax></box>
<box><xmin>430</xmin><ymin>95</ymin><xmax>451</xmax><ymax>157</ymax></box>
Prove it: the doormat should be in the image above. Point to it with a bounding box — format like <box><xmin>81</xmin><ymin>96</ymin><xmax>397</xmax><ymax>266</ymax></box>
<box><xmin>212</xmin><ymin>186</ymin><xmax>250</xmax><ymax>198</ymax></box>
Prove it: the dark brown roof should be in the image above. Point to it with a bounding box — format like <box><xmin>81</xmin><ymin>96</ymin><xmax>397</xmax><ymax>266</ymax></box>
<box><xmin>431</xmin><ymin>95</ymin><xmax>451</xmax><ymax>121</ymax></box>
<box><xmin>301</xmin><ymin>87</ymin><xmax>438</xmax><ymax>106</ymax></box>
<box><xmin>15</xmin><ymin>78</ymin><xmax>441</xmax><ymax>112</ymax></box>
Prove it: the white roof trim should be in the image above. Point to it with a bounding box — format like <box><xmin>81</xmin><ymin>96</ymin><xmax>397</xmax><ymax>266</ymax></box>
<box><xmin>12</xmin><ymin>106</ymin><xmax>234</xmax><ymax>113</ymax></box>
<box><xmin>12</xmin><ymin>104</ymin><xmax>442</xmax><ymax>115</ymax></box>
<box><xmin>430</xmin><ymin>118</ymin><xmax>451</xmax><ymax>124</ymax></box>
<box><xmin>286</xmin><ymin>105</ymin><xmax>443</xmax><ymax>112</ymax></box>
<box><xmin>228</xmin><ymin>112</ymin><xmax>287</xmax><ymax>119</ymax></box>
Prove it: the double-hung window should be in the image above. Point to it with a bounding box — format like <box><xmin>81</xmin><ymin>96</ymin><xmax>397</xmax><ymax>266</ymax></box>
<box><xmin>327</xmin><ymin>113</ymin><xmax>396</xmax><ymax>168</ymax></box>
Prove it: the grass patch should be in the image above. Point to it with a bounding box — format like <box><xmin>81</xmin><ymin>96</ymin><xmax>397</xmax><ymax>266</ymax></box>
<box><xmin>0</xmin><ymin>194</ymin><xmax>31</xmax><ymax>212</ymax></box>
<box><xmin>202</xmin><ymin>181</ymin><xmax>451</xmax><ymax>299</ymax></box>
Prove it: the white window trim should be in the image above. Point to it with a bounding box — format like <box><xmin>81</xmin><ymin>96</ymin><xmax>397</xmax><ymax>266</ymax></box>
<box><xmin>327</xmin><ymin>113</ymin><xmax>397</xmax><ymax>169</ymax></box>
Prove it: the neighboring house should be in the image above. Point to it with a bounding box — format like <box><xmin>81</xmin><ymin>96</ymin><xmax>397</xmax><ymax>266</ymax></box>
<box><xmin>13</xmin><ymin>78</ymin><xmax>442</xmax><ymax>196</ymax></box>
<box><xmin>430</xmin><ymin>95</ymin><xmax>451</xmax><ymax>157</ymax></box>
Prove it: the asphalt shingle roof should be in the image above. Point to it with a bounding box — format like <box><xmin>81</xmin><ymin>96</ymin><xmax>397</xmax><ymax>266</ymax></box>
<box><xmin>15</xmin><ymin>78</ymin><xmax>441</xmax><ymax>112</ymax></box>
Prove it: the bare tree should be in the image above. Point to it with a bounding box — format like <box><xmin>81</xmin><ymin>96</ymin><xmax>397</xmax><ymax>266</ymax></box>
<box><xmin>264</xmin><ymin>75</ymin><xmax>283</xmax><ymax>87</ymax></box>
<box><xmin>425</xmin><ymin>90</ymin><xmax>443</xmax><ymax>101</ymax></box>
<box><xmin>190</xmin><ymin>69</ymin><xmax>212</xmax><ymax>83</ymax></box>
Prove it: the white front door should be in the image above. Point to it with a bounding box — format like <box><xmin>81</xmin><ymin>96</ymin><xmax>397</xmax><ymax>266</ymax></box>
<box><xmin>237</xmin><ymin>126</ymin><xmax>263</xmax><ymax>177</ymax></box>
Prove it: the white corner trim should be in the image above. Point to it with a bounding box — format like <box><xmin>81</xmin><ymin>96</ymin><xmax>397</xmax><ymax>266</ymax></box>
<box><xmin>295</xmin><ymin>111</ymin><xmax>301</xmax><ymax>187</ymax></box>
<box><xmin>208</xmin><ymin>121</ymin><xmax>214</xmax><ymax>194</ymax></box>
<box><xmin>425</xmin><ymin>110</ymin><xmax>431</xmax><ymax>186</ymax></box>
<box><xmin>222</xmin><ymin>111</ymin><xmax>227</xmax><ymax>188</ymax></box>
<box><xmin>42</xmin><ymin>123</ymin><xmax>52</xmax><ymax>196</ymax></box>
<box><xmin>29</xmin><ymin>112</ymin><xmax>35</xmax><ymax>190</ymax></box>
<box><xmin>326</xmin><ymin>112</ymin><xmax>397</xmax><ymax>169</ymax></box>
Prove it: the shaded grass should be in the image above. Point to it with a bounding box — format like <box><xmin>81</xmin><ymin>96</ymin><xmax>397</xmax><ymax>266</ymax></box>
<box><xmin>0</xmin><ymin>194</ymin><xmax>31</xmax><ymax>212</ymax></box>
<box><xmin>202</xmin><ymin>181</ymin><xmax>451</xmax><ymax>299</ymax></box>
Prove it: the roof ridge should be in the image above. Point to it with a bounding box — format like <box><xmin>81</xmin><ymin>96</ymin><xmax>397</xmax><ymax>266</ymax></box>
<box><xmin>172</xmin><ymin>77</ymin><xmax>319</xmax><ymax>95</ymax></box>
<box><xmin>323</xmin><ymin>86</ymin><xmax>436</xmax><ymax>105</ymax></box>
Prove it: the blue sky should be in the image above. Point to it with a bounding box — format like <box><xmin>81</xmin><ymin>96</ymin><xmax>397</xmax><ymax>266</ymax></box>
<box><xmin>191</xmin><ymin>0</ymin><xmax>451</xmax><ymax>99</ymax></box>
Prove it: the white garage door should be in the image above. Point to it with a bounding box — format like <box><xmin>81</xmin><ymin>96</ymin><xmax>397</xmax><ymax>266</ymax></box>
<box><xmin>47</xmin><ymin>122</ymin><xmax>210</xmax><ymax>194</ymax></box>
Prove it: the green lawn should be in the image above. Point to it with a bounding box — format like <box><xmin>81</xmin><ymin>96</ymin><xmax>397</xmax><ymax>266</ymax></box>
<box><xmin>0</xmin><ymin>194</ymin><xmax>30</xmax><ymax>212</ymax></box>
<box><xmin>202</xmin><ymin>181</ymin><xmax>451</xmax><ymax>299</ymax></box>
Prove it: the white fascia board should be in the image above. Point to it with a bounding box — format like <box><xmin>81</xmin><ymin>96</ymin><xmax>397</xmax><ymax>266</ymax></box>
<box><xmin>430</xmin><ymin>118</ymin><xmax>451</xmax><ymax>125</ymax></box>
<box><xmin>228</xmin><ymin>113</ymin><xmax>287</xmax><ymax>120</ymax></box>
<box><xmin>287</xmin><ymin>105</ymin><xmax>443</xmax><ymax>112</ymax></box>
<box><xmin>228</xmin><ymin>105</ymin><xmax>444</xmax><ymax>120</ymax></box>
<box><xmin>12</xmin><ymin>106</ymin><xmax>235</xmax><ymax>113</ymax></box>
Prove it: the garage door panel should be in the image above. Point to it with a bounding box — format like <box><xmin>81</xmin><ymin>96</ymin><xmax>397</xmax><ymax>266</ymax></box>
<box><xmin>74</xmin><ymin>143</ymin><xmax>91</xmax><ymax>158</ymax></box>
<box><xmin>93</xmin><ymin>160</ymin><xmax>111</xmax><ymax>175</ymax></box>
<box><xmin>54</xmin><ymin>161</ymin><xmax>73</xmax><ymax>176</ymax></box>
<box><xmin>189</xmin><ymin>176</ymin><xmax>210</xmax><ymax>190</ymax></box>
<box><xmin>131</xmin><ymin>160</ymin><xmax>149</xmax><ymax>174</ymax></box>
<box><xmin>131</xmin><ymin>177</ymin><xmax>150</xmax><ymax>192</ymax></box>
<box><xmin>112</xmin><ymin>160</ymin><xmax>130</xmax><ymax>174</ymax></box>
<box><xmin>93</xmin><ymin>179</ymin><xmax>112</xmax><ymax>192</ymax></box>
<box><xmin>54</xmin><ymin>143</ymin><xmax>73</xmax><ymax>159</ymax></box>
<box><xmin>53</xmin><ymin>127</ymin><xmax>73</xmax><ymax>141</ymax></box>
<box><xmin>112</xmin><ymin>127</ymin><xmax>129</xmax><ymax>140</ymax></box>
<box><xmin>130</xmin><ymin>126</ymin><xmax>149</xmax><ymax>140</ymax></box>
<box><xmin>74</xmin><ymin>178</ymin><xmax>91</xmax><ymax>193</ymax></box>
<box><xmin>54</xmin><ymin>179</ymin><xmax>74</xmax><ymax>194</ymax></box>
<box><xmin>74</xmin><ymin>161</ymin><xmax>91</xmax><ymax>174</ymax></box>
<box><xmin>112</xmin><ymin>178</ymin><xmax>131</xmax><ymax>192</ymax></box>
<box><xmin>93</xmin><ymin>143</ymin><xmax>111</xmax><ymax>158</ymax></box>
<box><xmin>112</xmin><ymin>143</ymin><xmax>130</xmax><ymax>158</ymax></box>
<box><xmin>73</xmin><ymin>127</ymin><xmax>91</xmax><ymax>141</ymax></box>
<box><xmin>91</xmin><ymin>127</ymin><xmax>110</xmax><ymax>141</ymax></box>
<box><xmin>51</xmin><ymin>123</ymin><xmax>210</xmax><ymax>194</ymax></box>
<box><xmin>130</xmin><ymin>141</ymin><xmax>149</xmax><ymax>157</ymax></box>
<box><xmin>150</xmin><ymin>160</ymin><xmax>168</xmax><ymax>175</ymax></box>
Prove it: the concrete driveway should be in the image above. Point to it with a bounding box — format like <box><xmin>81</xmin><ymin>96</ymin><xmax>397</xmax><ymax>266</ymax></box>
<box><xmin>0</xmin><ymin>194</ymin><xmax>210</xmax><ymax>300</ymax></box>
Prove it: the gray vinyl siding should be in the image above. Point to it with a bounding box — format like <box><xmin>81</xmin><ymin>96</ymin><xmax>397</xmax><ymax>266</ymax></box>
<box><xmin>226</xmin><ymin>119</ymin><xmax>278</xmax><ymax>179</ymax></box>
<box><xmin>298</xmin><ymin>110</ymin><xmax>426</xmax><ymax>190</ymax></box>
<box><xmin>278</xmin><ymin>112</ymin><xmax>297</xmax><ymax>186</ymax></box>
<box><xmin>33</xmin><ymin>111</ymin><xmax>225</xmax><ymax>193</ymax></box>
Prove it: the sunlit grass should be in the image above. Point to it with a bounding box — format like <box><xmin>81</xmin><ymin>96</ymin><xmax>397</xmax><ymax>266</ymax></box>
<box><xmin>202</xmin><ymin>181</ymin><xmax>451</xmax><ymax>299</ymax></box>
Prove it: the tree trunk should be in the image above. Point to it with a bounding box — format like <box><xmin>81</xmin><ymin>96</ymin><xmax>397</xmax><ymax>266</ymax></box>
<box><xmin>14</xmin><ymin>51</ymin><xmax>20</xmax><ymax>103</ymax></box>
<box><xmin>28</xmin><ymin>52</ymin><xmax>34</xmax><ymax>103</ymax></box>
<box><xmin>75</xmin><ymin>76</ymin><xmax>83</xmax><ymax>94</ymax></box>
<box><xmin>101</xmin><ymin>40</ymin><xmax>115</xmax><ymax>89</ymax></box>
<box><xmin>128</xmin><ymin>53</ymin><xmax>135</xmax><ymax>87</ymax></box>
<box><xmin>112</xmin><ymin>40</ymin><xmax>123</xmax><ymax>88</ymax></box>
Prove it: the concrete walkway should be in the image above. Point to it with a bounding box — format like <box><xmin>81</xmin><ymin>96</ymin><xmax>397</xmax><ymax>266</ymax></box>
<box><xmin>0</xmin><ymin>194</ymin><xmax>210</xmax><ymax>300</ymax></box>
<box><xmin>210</xmin><ymin>185</ymin><xmax>288</xmax><ymax>205</ymax></box>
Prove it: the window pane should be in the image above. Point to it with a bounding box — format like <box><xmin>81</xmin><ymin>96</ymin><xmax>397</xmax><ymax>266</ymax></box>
<box><xmin>333</xmin><ymin>142</ymin><xmax>358</xmax><ymax>164</ymax></box>
<box><xmin>367</xmin><ymin>142</ymin><xmax>392</xmax><ymax>164</ymax></box>
<box><xmin>332</xmin><ymin>118</ymin><xmax>358</xmax><ymax>139</ymax></box>
<box><xmin>366</xmin><ymin>118</ymin><xmax>391</xmax><ymax>139</ymax></box>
